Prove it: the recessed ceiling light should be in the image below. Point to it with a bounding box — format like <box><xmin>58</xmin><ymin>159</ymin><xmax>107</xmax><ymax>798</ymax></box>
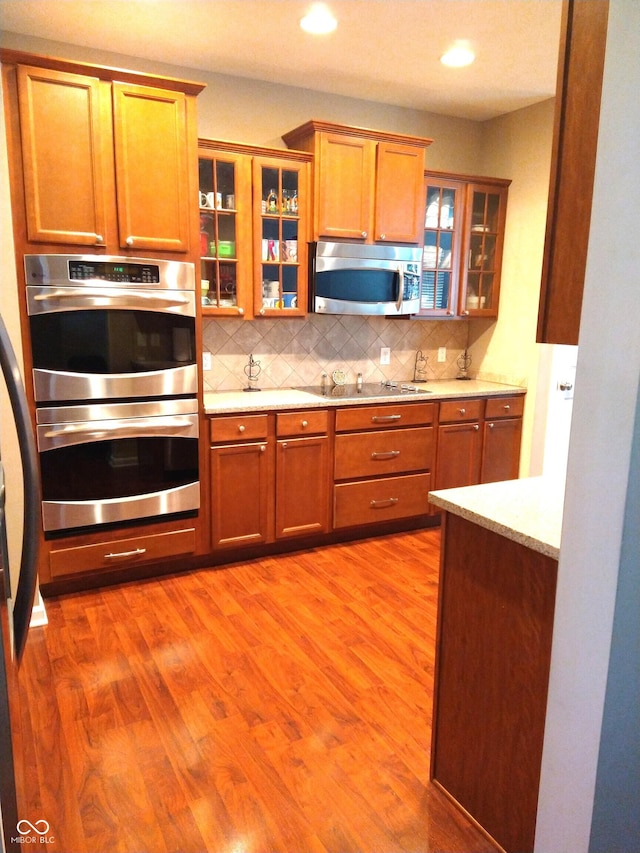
<box><xmin>440</xmin><ymin>43</ymin><xmax>476</xmax><ymax>68</ymax></box>
<box><xmin>300</xmin><ymin>3</ymin><xmax>337</xmax><ymax>35</ymax></box>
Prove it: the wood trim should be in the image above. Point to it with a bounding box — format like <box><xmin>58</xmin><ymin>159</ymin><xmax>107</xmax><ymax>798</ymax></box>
<box><xmin>282</xmin><ymin>119</ymin><xmax>433</xmax><ymax>150</ymax></box>
<box><xmin>1</xmin><ymin>48</ymin><xmax>206</xmax><ymax>95</ymax></box>
<box><xmin>536</xmin><ymin>0</ymin><xmax>609</xmax><ymax>344</ymax></box>
<box><xmin>198</xmin><ymin>136</ymin><xmax>313</xmax><ymax>163</ymax></box>
<box><xmin>425</xmin><ymin>168</ymin><xmax>511</xmax><ymax>189</ymax></box>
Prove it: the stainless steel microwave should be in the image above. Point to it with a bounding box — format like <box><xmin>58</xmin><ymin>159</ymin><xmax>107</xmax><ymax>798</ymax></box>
<box><xmin>310</xmin><ymin>241</ymin><xmax>422</xmax><ymax>316</ymax></box>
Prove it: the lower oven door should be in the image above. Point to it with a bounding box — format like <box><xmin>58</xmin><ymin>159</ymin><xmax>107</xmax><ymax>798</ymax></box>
<box><xmin>36</xmin><ymin>399</ymin><xmax>200</xmax><ymax>533</ymax></box>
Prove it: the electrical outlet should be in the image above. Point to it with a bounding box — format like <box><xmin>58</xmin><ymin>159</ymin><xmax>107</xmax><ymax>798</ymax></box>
<box><xmin>380</xmin><ymin>346</ymin><xmax>391</xmax><ymax>365</ymax></box>
<box><xmin>437</xmin><ymin>347</ymin><xmax>447</xmax><ymax>363</ymax></box>
<box><xmin>202</xmin><ymin>351</ymin><xmax>212</xmax><ymax>371</ymax></box>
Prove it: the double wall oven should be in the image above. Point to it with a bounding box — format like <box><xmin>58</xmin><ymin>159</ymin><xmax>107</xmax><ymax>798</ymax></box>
<box><xmin>25</xmin><ymin>255</ymin><xmax>200</xmax><ymax>535</ymax></box>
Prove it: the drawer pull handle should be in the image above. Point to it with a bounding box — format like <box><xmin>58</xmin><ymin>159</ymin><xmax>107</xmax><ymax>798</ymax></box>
<box><xmin>301</xmin><ymin>420</ymin><xmax>308</xmax><ymax>428</ymax></box>
<box><xmin>371</xmin><ymin>414</ymin><xmax>401</xmax><ymax>422</ymax></box>
<box><xmin>459</xmin><ymin>407</ymin><xmax>466</xmax><ymax>415</ymax></box>
<box><xmin>371</xmin><ymin>450</ymin><xmax>400</xmax><ymax>460</ymax></box>
<box><xmin>503</xmin><ymin>404</ymin><xmax>510</xmax><ymax>411</ymax></box>
<box><xmin>488</xmin><ymin>422</ymin><xmax>495</xmax><ymax>429</ymax></box>
<box><xmin>370</xmin><ymin>497</ymin><xmax>399</xmax><ymax>508</ymax></box>
<box><xmin>104</xmin><ymin>547</ymin><xmax>146</xmax><ymax>560</ymax></box>
<box><xmin>238</xmin><ymin>424</ymin><xmax>246</xmax><ymax>433</ymax></box>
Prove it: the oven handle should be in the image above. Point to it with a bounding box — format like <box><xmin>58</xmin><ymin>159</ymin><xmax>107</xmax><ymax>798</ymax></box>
<box><xmin>32</xmin><ymin>288</ymin><xmax>191</xmax><ymax>308</ymax></box>
<box><xmin>39</xmin><ymin>415</ymin><xmax>198</xmax><ymax>449</ymax></box>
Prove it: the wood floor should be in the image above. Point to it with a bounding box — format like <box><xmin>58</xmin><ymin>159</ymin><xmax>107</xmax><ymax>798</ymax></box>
<box><xmin>16</xmin><ymin>527</ymin><xmax>499</xmax><ymax>853</ymax></box>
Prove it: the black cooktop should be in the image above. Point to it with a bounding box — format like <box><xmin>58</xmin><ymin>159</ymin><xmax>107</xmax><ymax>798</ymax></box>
<box><xmin>297</xmin><ymin>382</ymin><xmax>431</xmax><ymax>400</ymax></box>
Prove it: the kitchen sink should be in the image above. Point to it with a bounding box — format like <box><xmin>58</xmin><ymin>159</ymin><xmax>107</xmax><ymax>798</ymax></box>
<box><xmin>297</xmin><ymin>381</ymin><xmax>432</xmax><ymax>400</ymax></box>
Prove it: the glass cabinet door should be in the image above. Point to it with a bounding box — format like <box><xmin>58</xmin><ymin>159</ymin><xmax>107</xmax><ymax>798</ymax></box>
<box><xmin>198</xmin><ymin>149</ymin><xmax>251</xmax><ymax>316</ymax></box>
<box><xmin>253</xmin><ymin>157</ymin><xmax>309</xmax><ymax>316</ymax></box>
<box><xmin>461</xmin><ymin>183</ymin><xmax>508</xmax><ymax>316</ymax></box>
<box><xmin>419</xmin><ymin>177</ymin><xmax>465</xmax><ymax>316</ymax></box>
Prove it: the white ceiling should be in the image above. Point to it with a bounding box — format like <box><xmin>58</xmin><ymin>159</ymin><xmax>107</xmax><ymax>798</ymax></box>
<box><xmin>0</xmin><ymin>0</ymin><xmax>563</xmax><ymax>121</ymax></box>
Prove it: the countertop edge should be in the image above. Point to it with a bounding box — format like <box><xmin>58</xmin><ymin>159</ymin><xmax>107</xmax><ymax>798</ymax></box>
<box><xmin>203</xmin><ymin>380</ymin><xmax>525</xmax><ymax>415</ymax></box>
<box><xmin>429</xmin><ymin>477</ymin><xmax>562</xmax><ymax>561</ymax></box>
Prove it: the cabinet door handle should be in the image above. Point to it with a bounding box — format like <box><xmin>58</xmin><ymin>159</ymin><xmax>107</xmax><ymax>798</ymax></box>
<box><xmin>238</xmin><ymin>424</ymin><xmax>245</xmax><ymax>433</ymax></box>
<box><xmin>281</xmin><ymin>442</ymin><xmax>287</xmax><ymax>449</ymax></box>
<box><xmin>371</xmin><ymin>450</ymin><xmax>400</xmax><ymax>460</ymax></box>
<box><xmin>260</xmin><ymin>445</ymin><xmax>266</xmax><ymax>452</ymax></box>
<box><xmin>488</xmin><ymin>422</ymin><xmax>495</xmax><ymax>429</ymax></box>
<box><xmin>104</xmin><ymin>547</ymin><xmax>146</xmax><ymax>560</ymax></box>
<box><xmin>95</xmin><ymin>234</ymin><xmax>104</xmax><ymax>244</ymax></box>
<box><xmin>474</xmin><ymin>424</ymin><xmax>480</xmax><ymax>430</ymax></box>
<box><xmin>237</xmin><ymin>307</ymin><xmax>244</xmax><ymax>316</ymax></box>
<box><xmin>126</xmin><ymin>236</ymin><xmax>134</xmax><ymax>246</ymax></box>
<box><xmin>361</xmin><ymin>231</ymin><xmax>368</xmax><ymax>238</ymax></box>
<box><xmin>371</xmin><ymin>414</ymin><xmax>401</xmax><ymax>422</ymax></box>
<box><xmin>379</xmin><ymin>233</ymin><xmax>386</xmax><ymax>240</ymax></box>
<box><xmin>370</xmin><ymin>497</ymin><xmax>399</xmax><ymax>508</ymax></box>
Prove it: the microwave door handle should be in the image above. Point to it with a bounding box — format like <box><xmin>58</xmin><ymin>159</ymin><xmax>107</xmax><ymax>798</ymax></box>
<box><xmin>395</xmin><ymin>266</ymin><xmax>404</xmax><ymax>312</ymax></box>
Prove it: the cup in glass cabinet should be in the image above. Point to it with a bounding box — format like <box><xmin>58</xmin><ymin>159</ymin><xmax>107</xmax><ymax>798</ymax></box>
<box><xmin>199</xmin><ymin>191</ymin><xmax>214</xmax><ymax>208</ymax></box>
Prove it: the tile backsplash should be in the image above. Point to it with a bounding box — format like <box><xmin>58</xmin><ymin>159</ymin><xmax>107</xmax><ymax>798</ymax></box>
<box><xmin>202</xmin><ymin>315</ymin><xmax>469</xmax><ymax>391</ymax></box>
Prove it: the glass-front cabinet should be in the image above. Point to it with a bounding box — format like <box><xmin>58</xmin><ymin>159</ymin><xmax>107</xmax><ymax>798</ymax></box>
<box><xmin>461</xmin><ymin>182</ymin><xmax>509</xmax><ymax>316</ymax></box>
<box><xmin>198</xmin><ymin>144</ymin><xmax>252</xmax><ymax>316</ymax></box>
<box><xmin>253</xmin><ymin>155</ymin><xmax>310</xmax><ymax>316</ymax></box>
<box><xmin>418</xmin><ymin>172</ymin><xmax>510</xmax><ymax>319</ymax></box>
<box><xmin>420</xmin><ymin>176</ymin><xmax>465</xmax><ymax>316</ymax></box>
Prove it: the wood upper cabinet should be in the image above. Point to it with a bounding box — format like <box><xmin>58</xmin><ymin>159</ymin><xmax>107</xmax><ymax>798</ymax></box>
<box><xmin>198</xmin><ymin>142</ymin><xmax>253</xmax><ymax>317</ymax></box>
<box><xmin>282</xmin><ymin>120</ymin><xmax>431</xmax><ymax>245</ymax></box>
<box><xmin>3</xmin><ymin>50</ymin><xmax>204</xmax><ymax>256</ymax></box>
<box><xmin>15</xmin><ymin>64</ymin><xmax>110</xmax><ymax>247</ymax></box>
<box><xmin>418</xmin><ymin>172</ymin><xmax>510</xmax><ymax>318</ymax></box>
<box><xmin>112</xmin><ymin>82</ymin><xmax>192</xmax><ymax>253</ymax></box>
<box><xmin>537</xmin><ymin>0</ymin><xmax>609</xmax><ymax>345</ymax></box>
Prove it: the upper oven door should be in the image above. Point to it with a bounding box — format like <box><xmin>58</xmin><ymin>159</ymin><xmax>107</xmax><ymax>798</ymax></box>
<box><xmin>27</xmin><ymin>287</ymin><xmax>197</xmax><ymax>403</ymax></box>
<box><xmin>25</xmin><ymin>254</ymin><xmax>197</xmax><ymax>404</ymax></box>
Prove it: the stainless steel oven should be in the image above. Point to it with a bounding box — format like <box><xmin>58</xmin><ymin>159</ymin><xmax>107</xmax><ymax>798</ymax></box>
<box><xmin>36</xmin><ymin>398</ymin><xmax>199</xmax><ymax>533</ymax></box>
<box><xmin>25</xmin><ymin>254</ymin><xmax>197</xmax><ymax>403</ymax></box>
<box><xmin>24</xmin><ymin>254</ymin><xmax>200</xmax><ymax>534</ymax></box>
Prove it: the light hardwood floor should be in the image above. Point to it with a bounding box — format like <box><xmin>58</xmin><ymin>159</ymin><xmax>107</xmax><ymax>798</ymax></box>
<box><xmin>16</xmin><ymin>527</ymin><xmax>499</xmax><ymax>852</ymax></box>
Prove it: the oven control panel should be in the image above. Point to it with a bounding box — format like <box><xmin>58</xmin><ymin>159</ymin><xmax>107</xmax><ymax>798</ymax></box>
<box><xmin>68</xmin><ymin>260</ymin><xmax>160</xmax><ymax>283</ymax></box>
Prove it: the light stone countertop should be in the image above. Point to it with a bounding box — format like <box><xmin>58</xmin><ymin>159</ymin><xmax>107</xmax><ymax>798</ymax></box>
<box><xmin>428</xmin><ymin>475</ymin><xmax>565</xmax><ymax>560</ymax></box>
<box><xmin>203</xmin><ymin>379</ymin><xmax>525</xmax><ymax>414</ymax></box>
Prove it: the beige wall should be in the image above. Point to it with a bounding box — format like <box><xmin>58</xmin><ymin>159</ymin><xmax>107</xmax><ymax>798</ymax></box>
<box><xmin>469</xmin><ymin>98</ymin><xmax>556</xmax><ymax>474</ymax></box>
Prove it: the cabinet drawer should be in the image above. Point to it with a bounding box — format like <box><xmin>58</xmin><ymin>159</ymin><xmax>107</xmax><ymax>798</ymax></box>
<box><xmin>276</xmin><ymin>409</ymin><xmax>328</xmax><ymax>436</ymax></box>
<box><xmin>335</xmin><ymin>427</ymin><xmax>433</xmax><ymax>480</ymax></box>
<box><xmin>439</xmin><ymin>399</ymin><xmax>483</xmax><ymax>423</ymax></box>
<box><xmin>484</xmin><ymin>395</ymin><xmax>525</xmax><ymax>420</ymax></box>
<box><xmin>335</xmin><ymin>402</ymin><xmax>434</xmax><ymax>432</ymax></box>
<box><xmin>334</xmin><ymin>473</ymin><xmax>431</xmax><ymax>529</ymax></box>
<box><xmin>49</xmin><ymin>528</ymin><xmax>196</xmax><ymax>579</ymax></box>
<box><xmin>210</xmin><ymin>414</ymin><xmax>269</xmax><ymax>443</ymax></box>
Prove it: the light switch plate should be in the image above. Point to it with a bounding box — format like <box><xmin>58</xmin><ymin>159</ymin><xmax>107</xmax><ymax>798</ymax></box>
<box><xmin>437</xmin><ymin>347</ymin><xmax>446</xmax><ymax>363</ymax></box>
<box><xmin>380</xmin><ymin>347</ymin><xmax>391</xmax><ymax>365</ymax></box>
<box><xmin>202</xmin><ymin>352</ymin><xmax>212</xmax><ymax>371</ymax></box>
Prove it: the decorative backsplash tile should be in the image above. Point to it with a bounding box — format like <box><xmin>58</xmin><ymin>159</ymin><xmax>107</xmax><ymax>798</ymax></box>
<box><xmin>202</xmin><ymin>314</ymin><xmax>469</xmax><ymax>391</ymax></box>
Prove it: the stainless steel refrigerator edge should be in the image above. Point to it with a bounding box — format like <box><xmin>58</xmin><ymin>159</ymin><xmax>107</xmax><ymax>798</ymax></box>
<box><xmin>0</xmin><ymin>313</ymin><xmax>40</xmax><ymax>853</ymax></box>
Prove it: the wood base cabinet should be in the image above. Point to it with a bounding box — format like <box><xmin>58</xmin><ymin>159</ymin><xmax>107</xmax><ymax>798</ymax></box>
<box><xmin>275</xmin><ymin>410</ymin><xmax>331</xmax><ymax>538</ymax></box>
<box><xmin>333</xmin><ymin>402</ymin><xmax>435</xmax><ymax>528</ymax></box>
<box><xmin>2</xmin><ymin>50</ymin><xmax>204</xmax><ymax>256</ymax></box>
<box><xmin>435</xmin><ymin>395</ymin><xmax>524</xmax><ymax>491</ymax></box>
<box><xmin>432</xmin><ymin>512</ymin><xmax>558</xmax><ymax>853</ymax></box>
